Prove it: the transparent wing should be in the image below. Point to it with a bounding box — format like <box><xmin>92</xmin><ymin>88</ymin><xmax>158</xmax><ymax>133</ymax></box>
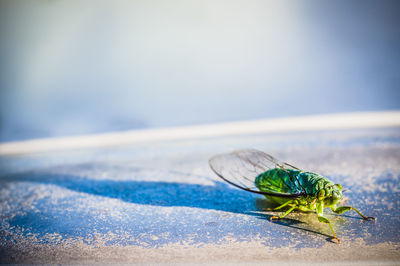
<box><xmin>209</xmin><ymin>149</ymin><xmax>303</xmax><ymax>198</ymax></box>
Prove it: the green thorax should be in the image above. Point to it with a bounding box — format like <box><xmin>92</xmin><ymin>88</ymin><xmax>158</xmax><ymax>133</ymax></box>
<box><xmin>255</xmin><ymin>168</ymin><xmax>338</xmax><ymax>208</ymax></box>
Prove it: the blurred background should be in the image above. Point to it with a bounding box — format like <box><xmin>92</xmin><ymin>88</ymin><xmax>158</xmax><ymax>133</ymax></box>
<box><xmin>0</xmin><ymin>0</ymin><xmax>399</xmax><ymax>142</ymax></box>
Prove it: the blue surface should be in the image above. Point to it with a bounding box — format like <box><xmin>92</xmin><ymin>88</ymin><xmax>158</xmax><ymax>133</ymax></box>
<box><xmin>2</xmin><ymin>171</ymin><xmax>398</xmax><ymax>248</ymax></box>
<box><xmin>1</xmin><ymin>127</ymin><xmax>399</xmax><ymax>263</ymax></box>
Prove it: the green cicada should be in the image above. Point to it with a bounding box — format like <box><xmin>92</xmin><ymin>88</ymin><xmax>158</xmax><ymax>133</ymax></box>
<box><xmin>209</xmin><ymin>149</ymin><xmax>375</xmax><ymax>243</ymax></box>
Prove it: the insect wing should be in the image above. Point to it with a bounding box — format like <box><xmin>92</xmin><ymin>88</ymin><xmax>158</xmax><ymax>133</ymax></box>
<box><xmin>209</xmin><ymin>149</ymin><xmax>302</xmax><ymax>197</ymax></box>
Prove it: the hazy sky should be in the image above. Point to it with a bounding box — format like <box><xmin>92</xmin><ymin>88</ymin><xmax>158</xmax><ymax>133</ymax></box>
<box><xmin>1</xmin><ymin>0</ymin><xmax>399</xmax><ymax>141</ymax></box>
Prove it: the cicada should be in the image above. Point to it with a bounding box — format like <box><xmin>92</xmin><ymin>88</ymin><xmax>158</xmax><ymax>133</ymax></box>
<box><xmin>209</xmin><ymin>149</ymin><xmax>375</xmax><ymax>243</ymax></box>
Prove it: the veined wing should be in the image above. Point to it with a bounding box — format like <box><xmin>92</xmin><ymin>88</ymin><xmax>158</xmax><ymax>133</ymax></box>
<box><xmin>209</xmin><ymin>149</ymin><xmax>303</xmax><ymax>198</ymax></box>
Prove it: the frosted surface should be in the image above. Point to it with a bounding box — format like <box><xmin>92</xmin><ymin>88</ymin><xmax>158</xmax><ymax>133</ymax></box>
<box><xmin>1</xmin><ymin>128</ymin><xmax>399</xmax><ymax>263</ymax></box>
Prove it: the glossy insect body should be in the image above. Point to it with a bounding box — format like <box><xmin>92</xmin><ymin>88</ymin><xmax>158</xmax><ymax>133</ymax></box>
<box><xmin>209</xmin><ymin>149</ymin><xmax>375</xmax><ymax>243</ymax></box>
<box><xmin>256</xmin><ymin>168</ymin><xmax>343</xmax><ymax>211</ymax></box>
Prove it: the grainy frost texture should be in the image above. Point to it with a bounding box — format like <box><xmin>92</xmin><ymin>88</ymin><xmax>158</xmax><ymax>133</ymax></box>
<box><xmin>1</xmin><ymin>127</ymin><xmax>400</xmax><ymax>264</ymax></box>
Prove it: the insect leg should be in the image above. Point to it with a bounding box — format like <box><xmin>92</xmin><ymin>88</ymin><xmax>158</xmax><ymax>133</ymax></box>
<box><xmin>270</xmin><ymin>205</ymin><xmax>296</xmax><ymax>220</ymax></box>
<box><xmin>331</xmin><ymin>206</ymin><xmax>375</xmax><ymax>220</ymax></box>
<box><xmin>317</xmin><ymin>215</ymin><xmax>340</xmax><ymax>243</ymax></box>
<box><xmin>317</xmin><ymin>203</ymin><xmax>340</xmax><ymax>243</ymax></box>
<box><xmin>264</xmin><ymin>200</ymin><xmax>293</xmax><ymax>211</ymax></box>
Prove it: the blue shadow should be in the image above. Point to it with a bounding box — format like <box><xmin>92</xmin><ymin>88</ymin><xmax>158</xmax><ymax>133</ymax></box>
<box><xmin>2</xmin><ymin>170</ymin><xmax>267</xmax><ymax>214</ymax></box>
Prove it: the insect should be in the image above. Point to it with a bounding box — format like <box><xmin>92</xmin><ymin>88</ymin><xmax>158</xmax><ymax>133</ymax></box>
<box><xmin>209</xmin><ymin>149</ymin><xmax>375</xmax><ymax>243</ymax></box>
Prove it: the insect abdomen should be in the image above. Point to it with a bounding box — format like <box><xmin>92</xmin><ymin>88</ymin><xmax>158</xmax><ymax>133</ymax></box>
<box><xmin>255</xmin><ymin>168</ymin><xmax>302</xmax><ymax>195</ymax></box>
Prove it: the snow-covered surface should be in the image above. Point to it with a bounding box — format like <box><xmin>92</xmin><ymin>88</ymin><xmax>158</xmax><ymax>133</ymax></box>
<box><xmin>1</xmin><ymin>125</ymin><xmax>400</xmax><ymax>263</ymax></box>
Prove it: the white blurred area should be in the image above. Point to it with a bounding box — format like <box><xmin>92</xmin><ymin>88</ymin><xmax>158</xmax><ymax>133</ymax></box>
<box><xmin>0</xmin><ymin>0</ymin><xmax>399</xmax><ymax>141</ymax></box>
